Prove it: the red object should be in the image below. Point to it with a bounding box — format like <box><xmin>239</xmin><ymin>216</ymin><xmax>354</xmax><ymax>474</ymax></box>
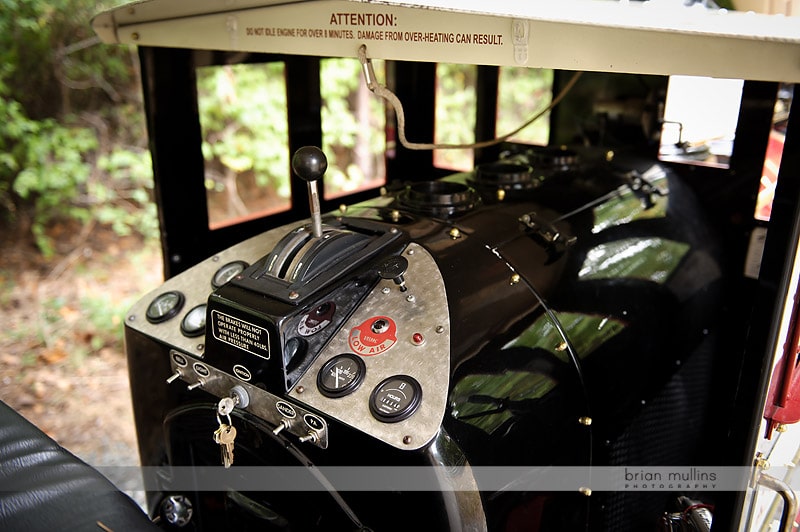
<box><xmin>764</xmin><ymin>289</ymin><xmax>800</xmax><ymax>439</ymax></box>
<box><xmin>348</xmin><ymin>316</ymin><xmax>397</xmax><ymax>356</ymax></box>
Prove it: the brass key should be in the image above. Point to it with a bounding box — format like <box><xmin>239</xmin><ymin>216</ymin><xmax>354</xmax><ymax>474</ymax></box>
<box><xmin>214</xmin><ymin>423</ymin><xmax>237</xmax><ymax>468</ymax></box>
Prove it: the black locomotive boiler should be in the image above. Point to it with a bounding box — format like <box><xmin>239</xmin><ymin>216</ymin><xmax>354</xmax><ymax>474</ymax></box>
<box><xmin>124</xmin><ymin>144</ymin><xmax>721</xmax><ymax>531</ymax></box>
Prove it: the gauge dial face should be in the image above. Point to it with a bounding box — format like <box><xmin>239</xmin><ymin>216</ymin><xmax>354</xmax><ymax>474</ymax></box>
<box><xmin>212</xmin><ymin>260</ymin><xmax>249</xmax><ymax>289</ymax></box>
<box><xmin>317</xmin><ymin>353</ymin><xmax>365</xmax><ymax>398</ymax></box>
<box><xmin>369</xmin><ymin>375</ymin><xmax>422</xmax><ymax>423</ymax></box>
<box><xmin>145</xmin><ymin>291</ymin><xmax>185</xmax><ymax>324</ymax></box>
<box><xmin>298</xmin><ymin>301</ymin><xmax>336</xmax><ymax>336</ymax></box>
<box><xmin>180</xmin><ymin>304</ymin><xmax>207</xmax><ymax>337</ymax></box>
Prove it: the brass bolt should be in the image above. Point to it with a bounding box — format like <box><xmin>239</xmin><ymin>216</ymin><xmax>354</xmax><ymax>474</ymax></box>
<box><xmin>510</xmin><ymin>273</ymin><xmax>520</xmax><ymax>285</ymax></box>
<box><xmin>339</xmin><ymin>204</ymin><xmax>348</xmax><ymax>215</ymax></box>
<box><xmin>578</xmin><ymin>416</ymin><xmax>592</xmax><ymax>426</ymax></box>
<box><xmin>497</xmin><ymin>189</ymin><xmax>506</xmax><ymax>201</ymax></box>
<box><xmin>390</xmin><ymin>210</ymin><xmax>401</xmax><ymax>223</ymax></box>
<box><xmin>776</xmin><ymin>423</ymin><xmax>788</xmax><ymax>433</ymax></box>
<box><xmin>555</xmin><ymin>341</ymin><xmax>568</xmax><ymax>352</ymax></box>
<box><xmin>448</xmin><ymin>227</ymin><xmax>462</xmax><ymax>239</ymax></box>
<box><xmin>579</xmin><ymin>486</ymin><xmax>592</xmax><ymax>497</ymax></box>
<box><xmin>605</xmin><ymin>150</ymin><xmax>615</xmax><ymax>162</ymax></box>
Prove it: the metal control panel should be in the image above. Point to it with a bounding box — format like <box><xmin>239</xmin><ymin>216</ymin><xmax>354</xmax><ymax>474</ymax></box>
<box><xmin>127</xmin><ymin>215</ymin><xmax>450</xmax><ymax>451</ymax></box>
<box><xmin>290</xmin><ymin>242</ymin><xmax>450</xmax><ymax>450</ymax></box>
<box><xmin>168</xmin><ymin>350</ymin><xmax>329</xmax><ymax>448</ymax></box>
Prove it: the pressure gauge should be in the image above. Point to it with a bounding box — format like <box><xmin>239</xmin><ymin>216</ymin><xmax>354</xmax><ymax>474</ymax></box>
<box><xmin>212</xmin><ymin>260</ymin><xmax>249</xmax><ymax>289</ymax></box>
<box><xmin>180</xmin><ymin>304</ymin><xmax>207</xmax><ymax>337</ymax></box>
<box><xmin>317</xmin><ymin>353</ymin><xmax>366</xmax><ymax>398</ymax></box>
<box><xmin>369</xmin><ymin>375</ymin><xmax>422</xmax><ymax>423</ymax></box>
<box><xmin>145</xmin><ymin>291</ymin><xmax>185</xmax><ymax>324</ymax></box>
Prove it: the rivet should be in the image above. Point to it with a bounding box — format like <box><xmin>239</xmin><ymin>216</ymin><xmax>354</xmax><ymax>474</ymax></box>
<box><xmin>579</xmin><ymin>487</ymin><xmax>592</xmax><ymax>497</ymax></box>
<box><xmin>406</xmin><ymin>294</ymin><xmax>416</xmax><ymax>303</ymax></box>
<box><xmin>510</xmin><ymin>273</ymin><xmax>520</xmax><ymax>285</ymax></box>
<box><xmin>128</xmin><ymin>7</ymin><xmax>135</xmax><ymax>15</ymax></box>
<box><xmin>289</xmin><ymin>291</ymin><xmax>299</xmax><ymax>300</ymax></box>
<box><xmin>578</xmin><ymin>416</ymin><xmax>592</xmax><ymax>426</ymax></box>
<box><xmin>128</xmin><ymin>315</ymin><xmax>136</xmax><ymax>322</ymax></box>
<box><xmin>196</xmin><ymin>344</ymin><xmax>204</xmax><ymax>352</ymax></box>
<box><xmin>448</xmin><ymin>227</ymin><xmax>461</xmax><ymax>239</ymax></box>
<box><xmin>212</xmin><ymin>255</ymin><xmax>220</xmax><ymax>262</ymax></box>
<box><xmin>296</xmin><ymin>386</ymin><xmax>305</xmax><ymax>394</ymax></box>
<box><xmin>339</xmin><ymin>204</ymin><xmax>348</xmax><ymax>214</ymax></box>
<box><xmin>403</xmin><ymin>435</ymin><xmax>413</xmax><ymax>445</ymax></box>
<box><xmin>407</xmin><ymin>249</ymin><xmax>415</xmax><ymax>256</ymax></box>
<box><xmin>555</xmin><ymin>342</ymin><xmax>567</xmax><ymax>352</ymax></box>
<box><xmin>382</xmin><ymin>287</ymin><xmax>390</xmax><ymax>294</ymax></box>
<box><xmin>131</xmin><ymin>32</ymin><xmax>140</xmax><ymax>41</ymax></box>
<box><xmin>436</xmin><ymin>325</ymin><xmax>445</xmax><ymax>334</ymax></box>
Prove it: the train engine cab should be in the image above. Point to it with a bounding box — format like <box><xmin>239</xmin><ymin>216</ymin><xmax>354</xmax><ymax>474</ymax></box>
<box><xmin>125</xmin><ymin>142</ymin><xmax>721</xmax><ymax>531</ymax></box>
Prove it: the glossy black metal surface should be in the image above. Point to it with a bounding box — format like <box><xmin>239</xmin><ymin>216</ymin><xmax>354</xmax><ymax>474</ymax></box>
<box><xmin>125</xmin><ymin>146</ymin><xmax>721</xmax><ymax>531</ymax></box>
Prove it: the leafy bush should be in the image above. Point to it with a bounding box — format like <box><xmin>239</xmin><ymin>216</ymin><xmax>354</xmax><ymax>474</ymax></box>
<box><xmin>0</xmin><ymin>0</ymin><xmax>154</xmax><ymax>256</ymax></box>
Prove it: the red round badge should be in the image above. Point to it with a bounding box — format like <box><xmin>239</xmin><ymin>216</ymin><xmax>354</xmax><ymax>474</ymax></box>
<box><xmin>349</xmin><ymin>316</ymin><xmax>397</xmax><ymax>356</ymax></box>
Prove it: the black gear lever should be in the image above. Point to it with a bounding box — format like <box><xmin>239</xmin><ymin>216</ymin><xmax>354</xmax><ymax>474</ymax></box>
<box><xmin>292</xmin><ymin>146</ymin><xmax>328</xmax><ymax>238</ymax></box>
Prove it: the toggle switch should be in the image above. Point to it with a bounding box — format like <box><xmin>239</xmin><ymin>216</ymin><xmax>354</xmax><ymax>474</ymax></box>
<box><xmin>273</xmin><ymin>419</ymin><xmax>290</xmax><ymax>435</ymax></box>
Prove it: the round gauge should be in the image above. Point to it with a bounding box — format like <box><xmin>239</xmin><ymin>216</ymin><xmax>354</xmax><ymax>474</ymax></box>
<box><xmin>317</xmin><ymin>353</ymin><xmax>366</xmax><ymax>398</ymax></box>
<box><xmin>145</xmin><ymin>291</ymin><xmax>185</xmax><ymax>324</ymax></box>
<box><xmin>212</xmin><ymin>260</ymin><xmax>249</xmax><ymax>289</ymax></box>
<box><xmin>298</xmin><ymin>301</ymin><xmax>336</xmax><ymax>337</ymax></box>
<box><xmin>180</xmin><ymin>304</ymin><xmax>207</xmax><ymax>337</ymax></box>
<box><xmin>369</xmin><ymin>375</ymin><xmax>422</xmax><ymax>423</ymax></box>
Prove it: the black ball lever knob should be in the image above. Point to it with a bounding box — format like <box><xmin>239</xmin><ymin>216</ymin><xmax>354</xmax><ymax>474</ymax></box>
<box><xmin>292</xmin><ymin>146</ymin><xmax>328</xmax><ymax>182</ymax></box>
<box><xmin>292</xmin><ymin>146</ymin><xmax>327</xmax><ymax>238</ymax></box>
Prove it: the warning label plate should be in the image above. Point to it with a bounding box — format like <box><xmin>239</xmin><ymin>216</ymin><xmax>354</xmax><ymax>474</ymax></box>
<box><xmin>211</xmin><ymin>310</ymin><xmax>270</xmax><ymax>360</ymax></box>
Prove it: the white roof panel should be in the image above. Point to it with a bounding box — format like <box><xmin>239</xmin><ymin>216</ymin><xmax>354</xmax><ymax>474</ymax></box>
<box><xmin>93</xmin><ymin>0</ymin><xmax>800</xmax><ymax>81</ymax></box>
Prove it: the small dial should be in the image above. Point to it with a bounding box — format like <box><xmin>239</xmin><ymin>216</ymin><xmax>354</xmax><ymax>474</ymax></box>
<box><xmin>212</xmin><ymin>260</ymin><xmax>249</xmax><ymax>289</ymax></box>
<box><xmin>145</xmin><ymin>291</ymin><xmax>185</xmax><ymax>324</ymax></box>
<box><xmin>180</xmin><ymin>304</ymin><xmax>207</xmax><ymax>337</ymax></box>
<box><xmin>298</xmin><ymin>301</ymin><xmax>336</xmax><ymax>336</ymax></box>
<box><xmin>317</xmin><ymin>353</ymin><xmax>366</xmax><ymax>398</ymax></box>
<box><xmin>369</xmin><ymin>375</ymin><xmax>422</xmax><ymax>423</ymax></box>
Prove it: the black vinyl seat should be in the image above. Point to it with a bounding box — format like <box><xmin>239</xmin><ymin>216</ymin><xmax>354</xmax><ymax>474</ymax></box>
<box><xmin>0</xmin><ymin>400</ymin><xmax>158</xmax><ymax>531</ymax></box>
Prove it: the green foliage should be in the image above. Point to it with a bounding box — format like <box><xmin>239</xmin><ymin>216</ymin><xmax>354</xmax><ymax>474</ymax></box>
<box><xmin>435</xmin><ymin>63</ymin><xmax>477</xmax><ymax>170</ymax></box>
<box><xmin>0</xmin><ymin>0</ymin><xmax>154</xmax><ymax>256</ymax></box>
<box><xmin>497</xmin><ymin>67</ymin><xmax>553</xmax><ymax>145</ymax></box>
<box><xmin>197</xmin><ymin>63</ymin><xmax>290</xmax><ymax>197</ymax></box>
<box><xmin>320</xmin><ymin>58</ymin><xmax>386</xmax><ymax>196</ymax></box>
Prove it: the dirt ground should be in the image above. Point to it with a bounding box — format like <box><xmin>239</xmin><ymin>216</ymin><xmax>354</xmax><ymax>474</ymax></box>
<box><xmin>0</xmin><ymin>221</ymin><xmax>162</xmax><ymax>493</ymax></box>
